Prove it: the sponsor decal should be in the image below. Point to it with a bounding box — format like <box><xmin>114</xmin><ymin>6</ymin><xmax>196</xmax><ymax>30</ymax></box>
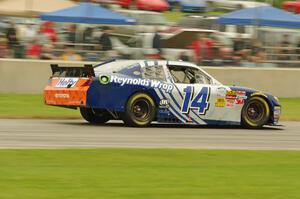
<box><xmin>226</xmin><ymin>90</ymin><xmax>237</xmax><ymax>100</ymax></box>
<box><xmin>104</xmin><ymin>75</ymin><xmax>174</xmax><ymax>93</ymax></box>
<box><xmin>55</xmin><ymin>78</ymin><xmax>78</xmax><ymax>88</ymax></box>
<box><xmin>159</xmin><ymin>99</ymin><xmax>169</xmax><ymax>108</ymax></box>
<box><xmin>235</xmin><ymin>91</ymin><xmax>247</xmax><ymax>105</ymax></box>
<box><xmin>215</xmin><ymin>98</ymin><xmax>226</xmax><ymax>107</ymax></box>
<box><xmin>158</xmin><ymin>109</ymin><xmax>171</xmax><ymax>115</ymax></box>
<box><xmin>54</xmin><ymin>93</ymin><xmax>70</xmax><ymax>98</ymax></box>
<box><xmin>226</xmin><ymin>99</ymin><xmax>235</xmax><ymax>107</ymax></box>
<box><xmin>225</xmin><ymin>90</ymin><xmax>247</xmax><ymax>106</ymax></box>
<box><xmin>99</xmin><ymin>75</ymin><xmax>110</xmax><ymax>85</ymax></box>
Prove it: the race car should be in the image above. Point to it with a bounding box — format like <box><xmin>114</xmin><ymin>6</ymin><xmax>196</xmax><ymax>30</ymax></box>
<box><xmin>44</xmin><ymin>60</ymin><xmax>281</xmax><ymax>128</ymax></box>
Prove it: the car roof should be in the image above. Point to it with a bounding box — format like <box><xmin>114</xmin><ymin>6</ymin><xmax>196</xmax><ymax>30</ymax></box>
<box><xmin>94</xmin><ymin>59</ymin><xmax>200</xmax><ymax>71</ymax></box>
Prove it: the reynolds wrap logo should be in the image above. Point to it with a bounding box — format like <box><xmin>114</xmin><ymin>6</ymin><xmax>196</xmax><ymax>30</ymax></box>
<box><xmin>100</xmin><ymin>75</ymin><xmax>174</xmax><ymax>93</ymax></box>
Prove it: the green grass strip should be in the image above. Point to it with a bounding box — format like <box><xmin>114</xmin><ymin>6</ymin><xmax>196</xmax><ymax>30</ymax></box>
<box><xmin>0</xmin><ymin>148</ymin><xmax>299</xmax><ymax>199</ymax></box>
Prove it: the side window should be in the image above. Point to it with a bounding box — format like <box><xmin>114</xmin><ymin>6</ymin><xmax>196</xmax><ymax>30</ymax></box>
<box><xmin>142</xmin><ymin>65</ymin><xmax>166</xmax><ymax>81</ymax></box>
<box><xmin>194</xmin><ymin>71</ymin><xmax>212</xmax><ymax>85</ymax></box>
<box><xmin>168</xmin><ymin>65</ymin><xmax>212</xmax><ymax>84</ymax></box>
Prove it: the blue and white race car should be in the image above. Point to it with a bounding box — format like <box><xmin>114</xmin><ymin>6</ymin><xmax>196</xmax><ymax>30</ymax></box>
<box><xmin>44</xmin><ymin>60</ymin><xmax>281</xmax><ymax>128</ymax></box>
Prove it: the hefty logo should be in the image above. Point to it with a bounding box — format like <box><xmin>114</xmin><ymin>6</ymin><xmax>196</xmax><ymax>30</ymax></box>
<box><xmin>56</xmin><ymin>78</ymin><xmax>79</xmax><ymax>88</ymax></box>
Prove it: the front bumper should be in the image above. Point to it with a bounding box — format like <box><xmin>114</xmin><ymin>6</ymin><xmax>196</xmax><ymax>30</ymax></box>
<box><xmin>273</xmin><ymin>106</ymin><xmax>281</xmax><ymax>125</ymax></box>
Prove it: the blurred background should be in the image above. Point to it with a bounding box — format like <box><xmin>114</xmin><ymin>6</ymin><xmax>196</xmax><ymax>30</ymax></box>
<box><xmin>2</xmin><ymin>0</ymin><xmax>300</xmax><ymax>68</ymax></box>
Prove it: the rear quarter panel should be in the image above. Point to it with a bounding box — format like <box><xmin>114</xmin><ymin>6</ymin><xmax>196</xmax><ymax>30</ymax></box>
<box><xmin>86</xmin><ymin>77</ymin><xmax>160</xmax><ymax>112</ymax></box>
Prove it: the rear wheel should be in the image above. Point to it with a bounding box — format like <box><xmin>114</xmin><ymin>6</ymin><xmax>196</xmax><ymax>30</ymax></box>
<box><xmin>122</xmin><ymin>93</ymin><xmax>156</xmax><ymax>127</ymax></box>
<box><xmin>241</xmin><ymin>97</ymin><xmax>270</xmax><ymax>129</ymax></box>
<box><xmin>80</xmin><ymin>107</ymin><xmax>110</xmax><ymax>124</ymax></box>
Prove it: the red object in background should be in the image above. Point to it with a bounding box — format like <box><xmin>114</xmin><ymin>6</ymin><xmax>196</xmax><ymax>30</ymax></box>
<box><xmin>118</xmin><ymin>0</ymin><xmax>169</xmax><ymax>12</ymax></box>
<box><xmin>27</xmin><ymin>44</ymin><xmax>41</xmax><ymax>58</ymax></box>
<box><xmin>282</xmin><ymin>1</ymin><xmax>300</xmax><ymax>14</ymax></box>
<box><xmin>40</xmin><ymin>21</ymin><xmax>57</xmax><ymax>43</ymax></box>
<box><xmin>187</xmin><ymin>39</ymin><xmax>215</xmax><ymax>63</ymax></box>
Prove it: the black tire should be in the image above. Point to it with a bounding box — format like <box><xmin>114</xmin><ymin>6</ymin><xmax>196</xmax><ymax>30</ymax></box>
<box><xmin>80</xmin><ymin>107</ymin><xmax>110</xmax><ymax>124</ymax></box>
<box><xmin>122</xmin><ymin>93</ymin><xmax>156</xmax><ymax>127</ymax></box>
<box><xmin>241</xmin><ymin>96</ymin><xmax>270</xmax><ymax>129</ymax></box>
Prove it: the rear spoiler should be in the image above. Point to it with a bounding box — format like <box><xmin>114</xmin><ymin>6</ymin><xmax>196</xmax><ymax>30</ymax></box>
<box><xmin>50</xmin><ymin>64</ymin><xmax>95</xmax><ymax>77</ymax></box>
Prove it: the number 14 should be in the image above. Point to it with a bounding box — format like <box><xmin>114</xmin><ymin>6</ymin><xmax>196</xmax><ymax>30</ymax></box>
<box><xmin>181</xmin><ymin>86</ymin><xmax>210</xmax><ymax>115</ymax></box>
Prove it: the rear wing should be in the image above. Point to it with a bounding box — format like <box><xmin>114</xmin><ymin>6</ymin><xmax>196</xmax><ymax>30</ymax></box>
<box><xmin>50</xmin><ymin>64</ymin><xmax>95</xmax><ymax>77</ymax></box>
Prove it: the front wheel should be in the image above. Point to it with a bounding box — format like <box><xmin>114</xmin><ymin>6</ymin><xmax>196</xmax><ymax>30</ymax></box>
<box><xmin>80</xmin><ymin>107</ymin><xmax>110</xmax><ymax>124</ymax></box>
<box><xmin>241</xmin><ymin>97</ymin><xmax>270</xmax><ymax>129</ymax></box>
<box><xmin>122</xmin><ymin>93</ymin><xmax>156</xmax><ymax>127</ymax></box>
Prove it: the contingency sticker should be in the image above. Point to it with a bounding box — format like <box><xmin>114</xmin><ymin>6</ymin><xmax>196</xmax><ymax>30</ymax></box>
<box><xmin>215</xmin><ymin>98</ymin><xmax>226</xmax><ymax>107</ymax></box>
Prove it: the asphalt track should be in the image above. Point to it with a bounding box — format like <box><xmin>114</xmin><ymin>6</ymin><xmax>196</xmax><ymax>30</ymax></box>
<box><xmin>0</xmin><ymin>119</ymin><xmax>299</xmax><ymax>150</ymax></box>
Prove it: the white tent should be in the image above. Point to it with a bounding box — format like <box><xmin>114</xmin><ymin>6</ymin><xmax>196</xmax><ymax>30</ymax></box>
<box><xmin>0</xmin><ymin>0</ymin><xmax>76</xmax><ymax>17</ymax></box>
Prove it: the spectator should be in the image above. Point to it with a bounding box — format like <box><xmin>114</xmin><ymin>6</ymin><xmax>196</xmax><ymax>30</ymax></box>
<box><xmin>23</xmin><ymin>23</ymin><xmax>37</xmax><ymax>43</ymax></box>
<box><xmin>99</xmin><ymin>26</ymin><xmax>112</xmax><ymax>51</ymax></box>
<box><xmin>83</xmin><ymin>27</ymin><xmax>94</xmax><ymax>44</ymax></box>
<box><xmin>250</xmin><ymin>40</ymin><xmax>266</xmax><ymax>63</ymax></box>
<box><xmin>5</xmin><ymin>21</ymin><xmax>19</xmax><ymax>48</ymax></box>
<box><xmin>40</xmin><ymin>21</ymin><xmax>57</xmax><ymax>43</ymax></box>
<box><xmin>295</xmin><ymin>37</ymin><xmax>300</xmax><ymax>59</ymax></box>
<box><xmin>40</xmin><ymin>44</ymin><xmax>56</xmax><ymax>60</ymax></box>
<box><xmin>61</xmin><ymin>46</ymin><xmax>82</xmax><ymax>61</ymax></box>
<box><xmin>278</xmin><ymin>34</ymin><xmax>291</xmax><ymax>60</ymax></box>
<box><xmin>187</xmin><ymin>33</ymin><xmax>214</xmax><ymax>65</ymax></box>
<box><xmin>0</xmin><ymin>37</ymin><xmax>11</xmax><ymax>58</ymax></box>
<box><xmin>201</xmin><ymin>34</ymin><xmax>214</xmax><ymax>65</ymax></box>
<box><xmin>26</xmin><ymin>39</ymin><xmax>41</xmax><ymax>59</ymax></box>
<box><xmin>152</xmin><ymin>27</ymin><xmax>162</xmax><ymax>55</ymax></box>
<box><xmin>232</xmin><ymin>35</ymin><xmax>246</xmax><ymax>65</ymax></box>
<box><xmin>187</xmin><ymin>34</ymin><xmax>202</xmax><ymax>64</ymax></box>
<box><xmin>67</xmin><ymin>24</ymin><xmax>76</xmax><ymax>43</ymax></box>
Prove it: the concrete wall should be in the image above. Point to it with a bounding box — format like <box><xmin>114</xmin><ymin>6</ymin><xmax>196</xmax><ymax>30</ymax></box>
<box><xmin>1</xmin><ymin>59</ymin><xmax>300</xmax><ymax>97</ymax></box>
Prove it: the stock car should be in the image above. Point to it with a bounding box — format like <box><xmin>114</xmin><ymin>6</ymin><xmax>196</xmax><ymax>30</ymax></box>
<box><xmin>44</xmin><ymin>60</ymin><xmax>281</xmax><ymax>128</ymax></box>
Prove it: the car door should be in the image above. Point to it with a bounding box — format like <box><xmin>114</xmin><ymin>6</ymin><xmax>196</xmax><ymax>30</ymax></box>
<box><xmin>165</xmin><ymin>64</ymin><xmax>241</xmax><ymax>125</ymax></box>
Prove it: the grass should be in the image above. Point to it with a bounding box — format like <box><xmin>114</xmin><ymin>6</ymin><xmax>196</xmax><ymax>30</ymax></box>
<box><xmin>0</xmin><ymin>94</ymin><xmax>299</xmax><ymax>121</ymax></box>
<box><xmin>280</xmin><ymin>98</ymin><xmax>300</xmax><ymax>121</ymax></box>
<box><xmin>163</xmin><ymin>11</ymin><xmax>186</xmax><ymax>22</ymax></box>
<box><xmin>0</xmin><ymin>148</ymin><xmax>300</xmax><ymax>199</ymax></box>
<box><xmin>0</xmin><ymin>94</ymin><xmax>80</xmax><ymax>119</ymax></box>
<box><xmin>163</xmin><ymin>11</ymin><xmax>226</xmax><ymax>23</ymax></box>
